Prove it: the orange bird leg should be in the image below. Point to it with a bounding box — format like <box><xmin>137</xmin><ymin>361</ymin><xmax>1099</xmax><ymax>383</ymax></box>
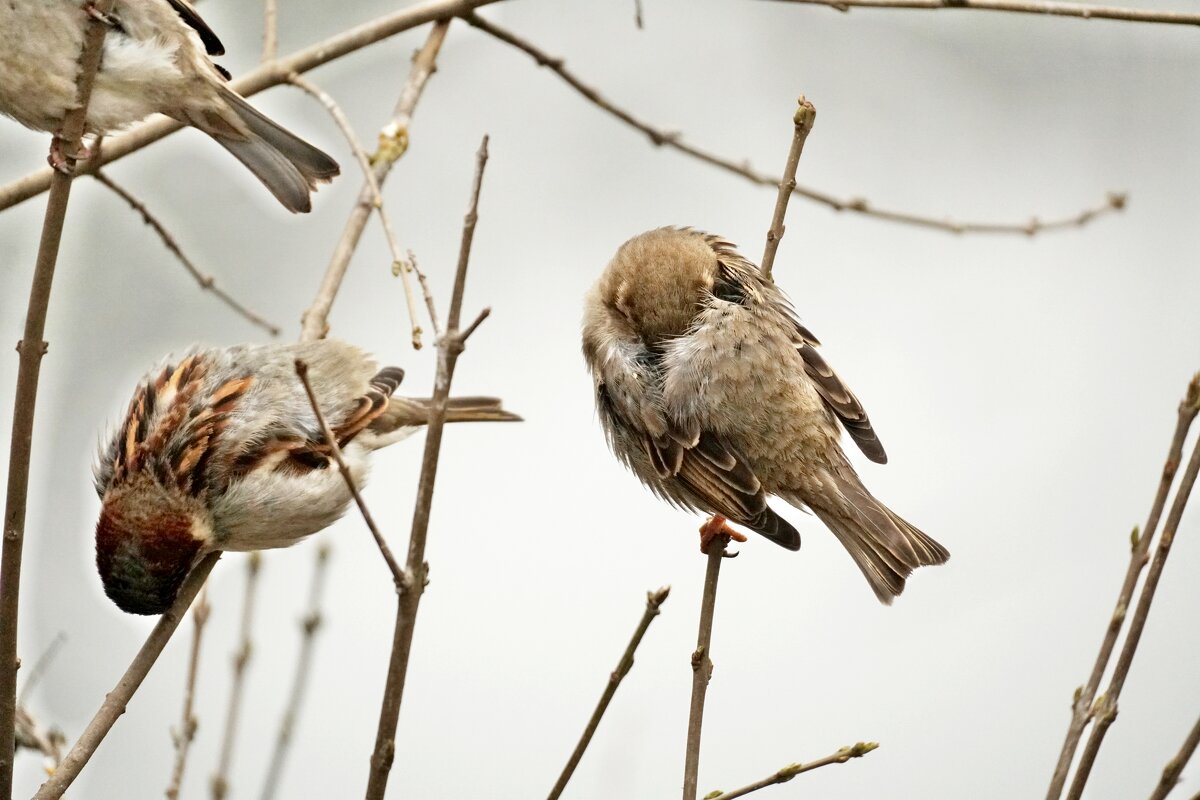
<box><xmin>698</xmin><ymin>515</ymin><xmax>748</xmax><ymax>554</ymax></box>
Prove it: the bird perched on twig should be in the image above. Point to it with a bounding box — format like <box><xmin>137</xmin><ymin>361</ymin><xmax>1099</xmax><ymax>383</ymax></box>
<box><xmin>0</xmin><ymin>0</ymin><xmax>339</xmax><ymax>212</ymax></box>
<box><xmin>94</xmin><ymin>340</ymin><xmax>520</xmax><ymax>614</ymax></box>
<box><xmin>582</xmin><ymin>227</ymin><xmax>948</xmax><ymax>603</ymax></box>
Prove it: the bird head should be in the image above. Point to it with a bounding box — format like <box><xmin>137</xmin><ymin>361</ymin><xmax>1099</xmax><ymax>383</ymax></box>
<box><xmin>95</xmin><ymin>478</ymin><xmax>212</xmax><ymax>615</ymax></box>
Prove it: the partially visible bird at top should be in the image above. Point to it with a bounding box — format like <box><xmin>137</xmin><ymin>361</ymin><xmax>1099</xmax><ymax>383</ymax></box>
<box><xmin>0</xmin><ymin>0</ymin><xmax>340</xmax><ymax>212</ymax></box>
<box><xmin>581</xmin><ymin>227</ymin><xmax>948</xmax><ymax>604</ymax></box>
<box><xmin>94</xmin><ymin>340</ymin><xmax>521</xmax><ymax>614</ymax></box>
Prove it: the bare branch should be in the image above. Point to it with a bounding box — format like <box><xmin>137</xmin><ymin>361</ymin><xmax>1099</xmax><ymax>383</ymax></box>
<box><xmin>364</xmin><ymin>134</ymin><xmax>492</xmax><ymax>800</ymax></box>
<box><xmin>705</xmin><ymin>742</ymin><xmax>879</xmax><ymax>800</ymax></box>
<box><xmin>92</xmin><ymin>171</ymin><xmax>281</xmax><ymax>336</ymax></box>
<box><xmin>262</xmin><ymin>0</ymin><xmax>279</xmax><ymax>62</ymax></box>
<box><xmin>462</xmin><ymin>12</ymin><xmax>1124</xmax><ymax>237</ymax></box>
<box><xmin>299</xmin><ymin>19</ymin><xmax>451</xmax><ymax>343</ymax></box>
<box><xmin>259</xmin><ymin>544</ymin><xmax>332</xmax><ymax>800</ymax></box>
<box><xmin>17</xmin><ymin>632</ymin><xmax>66</xmax><ymax>707</ymax></box>
<box><xmin>34</xmin><ymin>553</ymin><xmax>221</xmax><ymax>799</ymax></box>
<box><xmin>766</xmin><ymin>0</ymin><xmax>1200</xmax><ymax>27</ymax></box>
<box><xmin>0</xmin><ymin>4</ymin><xmax>117</xmax><ymax>792</ymax></box>
<box><xmin>14</xmin><ymin>706</ymin><xmax>64</xmax><ymax>773</ymax></box>
<box><xmin>293</xmin><ymin>360</ymin><xmax>406</xmax><ymax>587</ymax></box>
<box><xmin>760</xmin><ymin>97</ymin><xmax>816</xmax><ymax>282</ymax></box>
<box><xmin>683</xmin><ymin>537</ymin><xmax>730</xmax><ymax>800</ymax></box>
<box><xmin>287</xmin><ymin>73</ymin><xmax>426</xmax><ymax>349</ymax></box>
<box><xmin>165</xmin><ymin>588</ymin><xmax>211</xmax><ymax>800</ymax></box>
<box><xmin>409</xmin><ymin>250</ymin><xmax>442</xmax><ymax>338</ymax></box>
<box><xmin>547</xmin><ymin>587</ymin><xmax>671</xmax><ymax>800</ymax></box>
<box><xmin>0</xmin><ymin>0</ymin><xmax>503</xmax><ymax>213</ymax></box>
<box><xmin>1064</xmin><ymin>375</ymin><xmax>1200</xmax><ymax>800</ymax></box>
<box><xmin>211</xmin><ymin>553</ymin><xmax>262</xmax><ymax>800</ymax></box>
<box><xmin>1149</xmin><ymin>715</ymin><xmax>1200</xmax><ymax>800</ymax></box>
<box><xmin>1047</xmin><ymin>374</ymin><xmax>1200</xmax><ymax>800</ymax></box>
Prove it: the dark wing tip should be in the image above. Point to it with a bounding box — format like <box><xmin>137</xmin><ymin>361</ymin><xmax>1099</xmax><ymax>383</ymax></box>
<box><xmin>754</xmin><ymin>508</ymin><xmax>801</xmax><ymax>551</ymax></box>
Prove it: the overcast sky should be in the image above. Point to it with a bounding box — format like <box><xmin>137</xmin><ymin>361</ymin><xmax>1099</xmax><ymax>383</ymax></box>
<box><xmin>2</xmin><ymin>1</ymin><xmax>1199</xmax><ymax>798</ymax></box>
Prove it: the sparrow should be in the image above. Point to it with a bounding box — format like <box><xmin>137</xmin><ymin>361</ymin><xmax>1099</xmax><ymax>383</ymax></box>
<box><xmin>0</xmin><ymin>0</ymin><xmax>339</xmax><ymax>212</ymax></box>
<box><xmin>94</xmin><ymin>340</ymin><xmax>520</xmax><ymax>614</ymax></box>
<box><xmin>581</xmin><ymin>227</ymin><xmax>948</xmax><ymax>603</ymax></box>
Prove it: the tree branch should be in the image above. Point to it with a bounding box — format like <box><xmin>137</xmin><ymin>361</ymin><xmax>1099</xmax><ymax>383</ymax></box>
<box><xmin>461</xmin><ymin>12</ymin><xmax>1124</xmax><ymax>237</ymax></box>
<box><xmin>683</xmin><ymin>537</ymin><xmax>732</xmax><ymax>800</ymax></box>
<box><xmin>704</xmin><ymin>742</ymin><xmax>879</xmax><ymax>800</ymax></box>
<box><xmin>760</xmin><ymin>97</ymin><xmax>815</xmax><ymax>282</ymax></box>
<box><xmin>1149</xmin><ymin>714</ymin><xmax>1200</xmax><ymax>800</ymax></box>
<box><xmin>363</xmin><ymin>134</ymin><xmax>492</xmax><ymax>800</ymax></box>
<box><xmin>92</xmin><ymin>171</ymin><xmax>281</xmax><ymax>336</ymax></box>
<box><xmin>1046</xmin><ymin>374</ymin><xmax>1200</xmax><ymax>800</ymax></box>
<box><xmin>287</xmin><ymin>73</ymin><xmax>427</xmax><ymax>349</ymax></box>
<box><xmin>298</xmin><ymin>18</ymin><xmax>451</xmax><ymax>343</ymax></box>
<box><xmin>294</xmin><ymin>360</ymin><xmax>406</xmax><ymax>587</ymax></box>
<box><xmin>165</xmin><ymin>588</ymin><xmax>211</xmax><ymax>800</ymax></box>
<box><xmin>33</xmin><ymin>553</ymin><xmax>221</xmax><ymax>799</ymax></box>
<box><xmin>547</xmin><ymin>587</ymin><xmax>671</xmax><ymax>800</ymax></box>
<box><xmin>210</xmin><ymin>553</ymin><xmax>262</xmax><ymax>800</ymax></box>
<box><xmin>1064</xmin><ymin>375</ymin><xmax>1200</xmax><ymax>800</ymax></box>
<box><xmin>0</xmin><ymin>3</ymin><xmax>117</xmax><ymax>793</ymax></box>
<box><xmin>765</xmin><ymin>0</ymin><xmax>1200</xmax><ymax>27</ymax></box>
<box><xmin>0</xmin><ymin>0</ymin><xmax>502</xmax><ymax>213</ymax></box>
<box><xmin>259</xmin><ymin>544</ymin><xmax>332</xmax><ymax>800</ymax></box>
<box><xmin>262</xmin><ymin>0</ymin><xmax>279</xmax><ymax>62</ymax></box>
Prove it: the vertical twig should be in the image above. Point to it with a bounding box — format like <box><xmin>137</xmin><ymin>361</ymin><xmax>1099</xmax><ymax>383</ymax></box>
<box><xmin>165</xmin><ymin>587</ymin><xmax>211</xmax><ymax>800</ymax></box>
<box><xmin>1047</xmin><ymin>374</ymin><xmax>1200</xmax><ymax>800</ymax></box>
<box><xmin>259</xmin><ymin>545</ymin><xmax>332</xmax><ymax>800</ymax></box>
<box><xmin>760</xmin><ymin>96</ymin><xmax>816</xmax><ymax>282</ymax></box>
<box><xmin>33</xmin><ymin>553</ymin><xmax>221</xmax><ymax>799</ymax></box>
<box><xmin>211</xmin><ymin>553</ymin><xmax>263</xmax><ymax>800</ymax></box>
<box><xmin>1148</xmin><ymin>715</ymin><xmax>1200</xmax><ymax>800</ymax></box>
<box><xmin>363</xmin><ymin>135</ymin><xmax>492</xmax><ymax>800</ymax></box>
<box><xmin>547</xmin><ymin>587</ymin><xmax>671</xmax><ymax>800</ymax></box>
<box><xmin>0</xmin><ymin>3</ymin><xmax>116</xmax><ymax>793</ymax></box>
<box><xmin>300</xmin><ymin>19</ymin><xmax>451</xmax><ymax>344</ymax></box>
<box><xmin>262</xmin><ymin>0</ymin><xmax>279</xmax><ymax>62</ymax></box>
<box><xmin>682</xmin><ymin>538</ymin><xmax>729</xmax><ymax>800</ymax></box>
<box><xmin>1065</xmin><ymin>412</ymin><xmax>1200</xmax><ymax>800</ymax></box>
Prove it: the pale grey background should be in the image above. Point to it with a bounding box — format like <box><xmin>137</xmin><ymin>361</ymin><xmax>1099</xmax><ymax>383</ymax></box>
<box><xmin>2</xmin><ymin>1</ymin><xmax>1199</xmax><ymax>798</ymax></box>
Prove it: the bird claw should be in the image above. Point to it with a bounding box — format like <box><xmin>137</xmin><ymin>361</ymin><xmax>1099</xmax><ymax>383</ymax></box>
<box><xmin>698</xmin><ymin>515</ymin><xmax>748</xmax><ymax>555</ymax></box>
<box><xmin>83</xmin><ymin>3</ymin><xmax>121</xmax><ymax>27</ymax></box>
<box><xmin>47</xmin><ymin>136</ymin><xmax>90</xmax><ymax>174</ymax></box>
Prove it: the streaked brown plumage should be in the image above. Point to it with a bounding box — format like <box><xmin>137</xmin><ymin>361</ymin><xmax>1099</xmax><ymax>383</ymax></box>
<box><xmin>581</xmin><ymin>227</ymin><xmax>948</xmax><ymax>603</ymax></box>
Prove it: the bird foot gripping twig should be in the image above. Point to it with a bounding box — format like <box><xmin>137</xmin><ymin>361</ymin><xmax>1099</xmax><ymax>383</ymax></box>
<box><xmin>47</xmin><ymin>137</ymin><xmax>92</xmax><ymax>174</ymax></box>
<box><xmin>698</xmin><ymin>515</ymin><xmax>747</xmax><ymax>556</ymax></box>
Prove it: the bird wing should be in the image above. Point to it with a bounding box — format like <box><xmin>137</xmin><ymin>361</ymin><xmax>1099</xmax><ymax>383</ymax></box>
<box><xmin>166</xmin><ymin>0</ymin><xmax>225</xmax><ymax>56</ymax></box>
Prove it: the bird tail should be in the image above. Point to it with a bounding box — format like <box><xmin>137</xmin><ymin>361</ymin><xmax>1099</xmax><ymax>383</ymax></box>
<box><xmin>374</xmin><ymin>396</ymin><xmax>523</xmax><ymax>432</ymax></box>
<box><xmin>794</xmin><ymin>467</ymin><xmax>948</xmax><ymax>604</ymax></box>
<box><xmin>206</xmin><ymin>88</ymin><xmax>340</xmax><ymax>213</ymax></box>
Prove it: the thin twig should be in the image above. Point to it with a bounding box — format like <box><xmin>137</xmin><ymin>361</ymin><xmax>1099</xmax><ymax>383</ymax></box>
<box><xmin>259</xmin><ymin>544</ymin><xmax>332</xmax><ymax>800</ymax></box>
<box><xmin>363</xmin><ymin>134</ymin><xmax>492</xmax><ymax>800</ymax></box>
<box><xmin>1065</xmin><ymin>406</ymin><xmax>1200</xmax><ymax>800</ymax></box>
<box><xmin>0</xmin><ymin>3</ymin><xmax>116</xmax><ymax>792</ymax></box>
<box><xmin>705</xmin><ymin>742</ymin><xmax>879</xmax><ymax>800</ymax></box>
<box><xmin>0</xmin><ymin>0</ymin><xmax>502</xmax><ymax>213</ymax></box>
<box><xmin>634</xmin><ymin>0</ymin><xmax>645</xmax><ymax>28</ymax></box>
<box><xmin>1149</xmin><ymin>715</ymin><xmax>1200</xmax><ymax>800</ymax></box>
<box><xmin>1046</xmin><ymin>374</ymin><xmax>1200</xmax><ymax>800</ymax></box>
<box><xmin>299</xmin><ymin>19</ymin><xmax>451</xmax><ymax>344</ymax></box>
<box><xmin>33</xmin><ymin>553</ymin><xmax>221</xmax><ymax>799</ymax></box>
<box><xmin>683</xmin><ymin>537</ymin><xmax>731</xmax><ymax>800</ymax></box>
<box><xmin>760</xmin><ymin>97</ymin><xmax>815</xmax><ymax>282</ymax></box>
<box><xmin>461</xmin><ymin>13</ymin><xmax>1124</xmax><ymax>237</ymax></box>
<box><xmin>262</xmin><ymin>0</ymin><xmax>279</xmax><ymax>62</ymax></box>
<box><xmin>409</xmin><ymin>250</ymin><xmax>442</xmax><ymax>337</ymax></box>
<box><xmin>92</xmin><ymin>171</ymin><xmax>281</xmax><ymax>336</ymax></box>
<box><xmin>294</xmin><ymin>360</ymin><xmax>406</xmax><ymax>587</ymax></box>
<box><xmin>547</xmin><ymin>587</ymin><xmax>671</xmax><ymax>800</ymax></box>
<box><xmin>766</xmin><ymin>0</ymin><xmax>1200</xmax><ymax>27</ymax></box>
<box><xmin>165</xmin><ymin>587</ymin><xmax>211</xmax><ymax>800</ymax></box>
<box><xmin>17</xmin><ymin>632</ymin><xmax>66</xmax><ymax>707</ymax></box>
<box><xmin>287</xmin><ymin>73</ymin><xmax>425</xmax><ymax>349</ymax></box>
<box><xmin>211</xmin><ymin>553</ymin><xmax>262</xmax><ymax>800</ymax></box>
